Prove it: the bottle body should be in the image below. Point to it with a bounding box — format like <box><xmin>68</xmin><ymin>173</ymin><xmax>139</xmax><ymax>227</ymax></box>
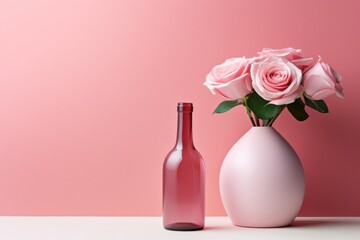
<box><xmin>162</xmin><ymin>103</ymin><xmax>205</xmax><ymax>231</ymax></box>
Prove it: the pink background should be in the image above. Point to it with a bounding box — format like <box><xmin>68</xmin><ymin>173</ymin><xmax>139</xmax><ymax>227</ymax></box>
<box><xmin>0</xmin><ymin>0</ymin><xmax>359</xmax><ymax>216</ymax></box>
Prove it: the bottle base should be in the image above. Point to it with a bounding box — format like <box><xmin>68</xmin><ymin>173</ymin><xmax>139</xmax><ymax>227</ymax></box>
<box><xmin>164</xmin><ymin>222</ymin><xmax>204</xmax><ymax>231</ymax></box>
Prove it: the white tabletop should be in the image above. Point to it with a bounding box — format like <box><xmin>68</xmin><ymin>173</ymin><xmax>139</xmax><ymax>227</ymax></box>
<box><xmin>0</xmin><ymin>217</ymin><xmax>359</xmax><ymax>240</ymax></box>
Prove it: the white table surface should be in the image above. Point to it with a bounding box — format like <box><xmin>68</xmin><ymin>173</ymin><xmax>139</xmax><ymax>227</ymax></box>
<box><xmin>0</xmin><ymin>217</ymin><xmax>359</xmax><ymax>240</ymax></box>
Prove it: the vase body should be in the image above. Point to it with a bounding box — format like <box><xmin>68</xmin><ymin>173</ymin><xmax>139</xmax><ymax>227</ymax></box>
<box><xmin>163</xmin><ymin>103</ymin><xmax>205</xmax><ymax>231</ymax></box>
<box><xmin>219</xmin><ymin>127</ymin><xmax>305</xmax><ymax>228</ymax></box>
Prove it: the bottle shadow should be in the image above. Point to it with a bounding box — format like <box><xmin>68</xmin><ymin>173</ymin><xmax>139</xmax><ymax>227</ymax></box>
<box><xmin>204</xmin><ymin>225</ymin><xmax>234</xmax><ymax>231</ymax></box>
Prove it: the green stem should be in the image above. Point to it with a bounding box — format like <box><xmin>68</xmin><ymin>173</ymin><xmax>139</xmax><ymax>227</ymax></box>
<box><xmin>269</xmin><ymin>105</ymin><xmax>286</xmax><ymax>127</ymax></box>
<box><xmin>262</xmin><ymin>119</ymin><xmax>270</xmax><ymax>126</ymax></box>
<box><xmin>243</xmin><ymin>97</ymin><xmax>256</xmax><ymax>127</ymax></box>
<box><xmin>248</xmin><ymin>112</ymin><xmax>256</xmax><ymax>126</ymax></box>
<box><xmin>268</xmin><ymin>117</ymin><xmax>276</xmax><ymax>127</ymax></box>
<box><xmin>255</xmin><ymin>116</ymin><xmax>260</xmax><ymax>127</ymax></box>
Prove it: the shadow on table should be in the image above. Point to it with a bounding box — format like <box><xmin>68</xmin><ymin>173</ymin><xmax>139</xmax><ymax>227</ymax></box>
<box><xmin>291</xmin><ymin>218</ymin><xmax>359</xmax><ymax>228</ymax></box>
<box><xmin>204</xmin><ymin>218</ymin><xmax>360</xmax><ymax>230</ymax></box>
<box><xmin>204</xmin><ymin>226</ymin><xmax>234</xmax><ymax>231</ymax></box>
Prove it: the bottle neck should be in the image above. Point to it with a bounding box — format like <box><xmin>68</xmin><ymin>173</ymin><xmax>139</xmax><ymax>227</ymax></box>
<box><xmin>175</xmin><ymin>109</ymin><xmax>194</xmax><ymax>149</ymax></box>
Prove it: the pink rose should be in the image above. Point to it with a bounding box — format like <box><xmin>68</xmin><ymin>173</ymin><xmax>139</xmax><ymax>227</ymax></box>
<box><xmin>251</xmin><ymin>57</ymin><xmax>303</xmax><ymax>105</ymax></box>
<box><xmin>258</xmin><ymin>48</ymin><xmax>313</xmax><ymax>71</ymax></box>
<box><xmin>204</xmin><ymin>57</ymin><xmax>252</xmax><ymax>100</ymax></box>
<box><xmin>302</xmin><ymin>57</ymin><xmax>344</xmax><ymax>100</ymax></box>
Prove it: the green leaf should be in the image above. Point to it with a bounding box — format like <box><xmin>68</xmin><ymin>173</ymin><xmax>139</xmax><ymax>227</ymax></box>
<box><xmin>287</xmin><ymin>98</ymin><xmax>309</xmax><ymax>121</ymax></box>
<box><xmin>247</xmin><ymin>92</ymin><xmax>281</xmax><ymax>119</ymax></box>
<box><xmin>304</xmin><ymin>96</ymin><xmax>329</xmax><ymax>113</ymax></box>
<box><xmin>213</xmin><ymin>100</ymin><xmax>242</xmax><ymax>114</ymax></box>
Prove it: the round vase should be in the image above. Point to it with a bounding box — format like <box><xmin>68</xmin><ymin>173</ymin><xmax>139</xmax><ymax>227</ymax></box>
<box><xmin>219</xmin><ymin>127</ymin><xmax>305</xmax><ymax>228</ymax></box>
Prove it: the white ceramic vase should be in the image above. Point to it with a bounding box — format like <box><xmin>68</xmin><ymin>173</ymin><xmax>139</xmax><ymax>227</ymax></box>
<box><xmin>219</xmin><ymin>127</ymin><xmax>305</xmax><ymax>228</ymax></box>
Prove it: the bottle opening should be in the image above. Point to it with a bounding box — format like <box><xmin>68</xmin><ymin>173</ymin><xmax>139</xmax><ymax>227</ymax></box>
<box><xmin>177</xmin><ymin>102</ymin><xmax>193</xmax><ymax>112</ymax></box>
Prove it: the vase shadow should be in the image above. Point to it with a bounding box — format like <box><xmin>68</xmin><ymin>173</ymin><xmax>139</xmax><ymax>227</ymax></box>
<box><xmin>205</xmin><ymin>218</ymin><xmax>360</xmax><ymax>230</ymax></box>
<box><xmin>291</xmin><ymin>218</ymin><xmax>359</xmax><ymax>228</ymax></box>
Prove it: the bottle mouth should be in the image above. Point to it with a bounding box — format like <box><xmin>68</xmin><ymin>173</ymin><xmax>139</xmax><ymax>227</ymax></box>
<box><xmin>177</xmin><ymin>102</ymin><xmax>193</xmax><ymax>112</ymax></box>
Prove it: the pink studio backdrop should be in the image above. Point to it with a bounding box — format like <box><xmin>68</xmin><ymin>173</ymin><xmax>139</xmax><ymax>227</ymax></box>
<box><xmin>0</xmin><ymin>0</ymin><xmax>359</xmax><ymax>216</ymax></box>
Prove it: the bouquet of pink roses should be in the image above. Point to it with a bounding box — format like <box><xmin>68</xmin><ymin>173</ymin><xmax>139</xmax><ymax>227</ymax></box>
<box><xmin>204</xmin><ymin>48</ymin><xmax>344</xmax><ymax>126</ymax></box>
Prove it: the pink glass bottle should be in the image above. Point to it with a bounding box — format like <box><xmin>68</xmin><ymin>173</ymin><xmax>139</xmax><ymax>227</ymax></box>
<box><xmin>163</xmin><ymin>102</ymin><xmax>205</xmax><ymax>231</ymax></box>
